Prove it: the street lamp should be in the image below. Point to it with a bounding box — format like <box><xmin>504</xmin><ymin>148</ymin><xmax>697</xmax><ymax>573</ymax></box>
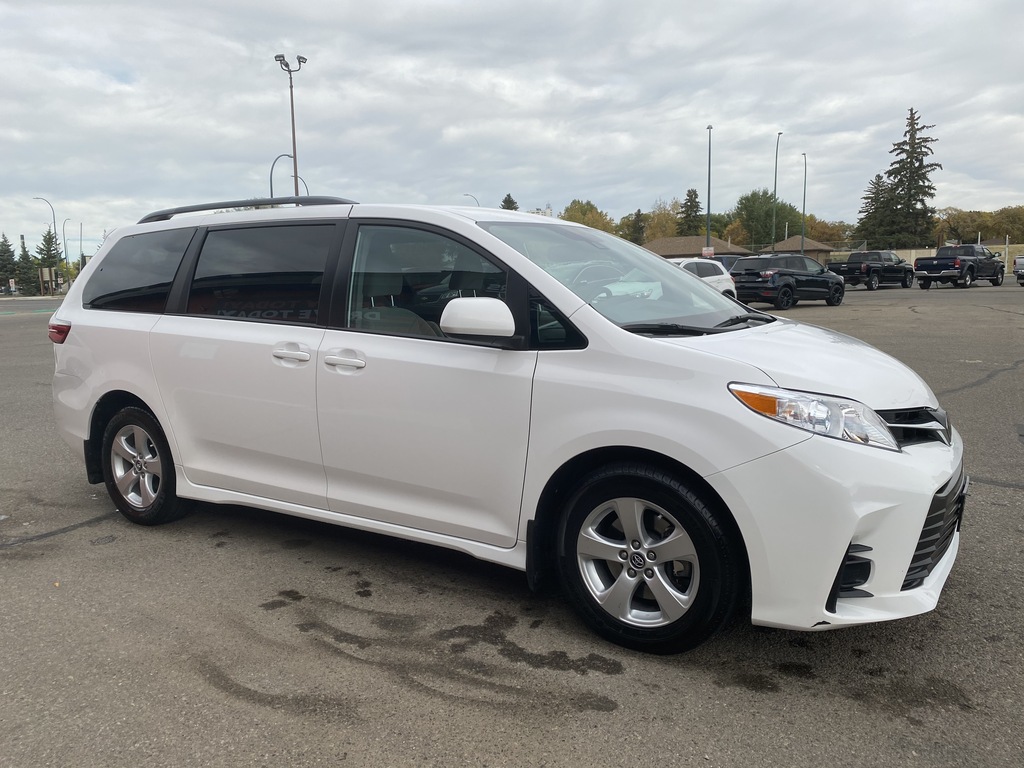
<box><xmin>463</xmin><ymin>193</ymin><xmax>480</xmax><ymax>206</ymax></box>
<box><xmin>33</xmin><ymin>196</ymin><xmax>69</xmax><ymax>279</ymax></box>
<box><xmin>771</xmin><ymin>131</ymin><xmax>782</xmax><ymax>253</ymax></box>
<box><xmin>706</xmin><ymin>125</ymin><xmax>713</xmax><ymax>249</ymax></box>
<box><xmin>270</xmin><ymin>153</ymin><xmax>291</xmax><ymax>197</ymax></box>
<box><xmin>62</xmin><ymin>218</ymin><xmax>70</xmax><ymax>272</ymax></box>
<box><xmin>274</xmin><ymin>53</ymin><xmax>307</xmax><ymax>197</ymax></box>
<box><xmin>801</xmin><ymin>153</ymin><xmax>807</xmax><ymax>256</ymax></box>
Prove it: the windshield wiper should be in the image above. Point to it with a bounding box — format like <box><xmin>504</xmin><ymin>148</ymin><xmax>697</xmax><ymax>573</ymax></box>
<box><xmin>714</xmin><ymin>313</ymin><xmax>776</xmax><ymax>328</ymax></box>
<box><xmin>620</xmin><ymin>322</ymin><xmax>716</xmax><ymax>336</ymax></box>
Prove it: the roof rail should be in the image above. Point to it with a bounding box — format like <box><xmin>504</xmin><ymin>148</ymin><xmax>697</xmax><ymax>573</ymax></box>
<box><xmin>137</xmin><ymin>196</ymin><xmax>357</xmax><ymax>224</ymax></box>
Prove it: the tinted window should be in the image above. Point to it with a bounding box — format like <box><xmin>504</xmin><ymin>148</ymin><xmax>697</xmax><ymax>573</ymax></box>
<box><xmin>185</xmin><ymin>225</ymin><xmax>334</xmax><ymax>324</ymax></box>
<box><xmin>83</xmin><ymin>228</ymin><xmax>194</xmax><ymax>312</ymax></box>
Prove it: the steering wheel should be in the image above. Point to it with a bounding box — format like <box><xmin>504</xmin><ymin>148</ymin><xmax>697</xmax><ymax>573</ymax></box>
<box><xmin>570</xmin><ymin>264</ymin><xmax>624</xmax><ymax>289</ymax></box>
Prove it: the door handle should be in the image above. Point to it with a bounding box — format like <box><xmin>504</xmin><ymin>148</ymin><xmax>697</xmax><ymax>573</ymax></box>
<box><xmin>324</xmin><ymin>355</ymin><xmax>366</xmax><ymax>369</ymax></box>
<box><xmin>273</xmin><ymin>349</ymin><xmax>311</xmax><ymax>362</ymax></box>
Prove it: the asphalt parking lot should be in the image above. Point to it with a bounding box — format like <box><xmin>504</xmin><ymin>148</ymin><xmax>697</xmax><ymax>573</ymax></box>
<box><xmin>2</xmin><ymin>285</ymin><xmax>1023</xmax><ymax>767</ymax></box>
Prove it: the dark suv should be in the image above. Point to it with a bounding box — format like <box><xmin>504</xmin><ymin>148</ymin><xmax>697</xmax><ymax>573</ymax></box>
<box><xmin>730</xmin><ymin>254</ymin><xmax>845</xmax><ymax>309</ymax></box>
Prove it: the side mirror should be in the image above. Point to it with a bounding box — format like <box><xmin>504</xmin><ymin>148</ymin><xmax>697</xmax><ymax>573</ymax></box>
<box><xmin>440</xmin><ymin>297</ymin><xmax>516</xmax><ymax>338</ymax></box>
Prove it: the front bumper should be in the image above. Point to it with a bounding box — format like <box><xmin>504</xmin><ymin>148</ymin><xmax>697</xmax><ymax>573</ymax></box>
<box><xmin>709</xmin><ymin>429</ymin><xmax>965</xmax><ymax>631</ymax></box>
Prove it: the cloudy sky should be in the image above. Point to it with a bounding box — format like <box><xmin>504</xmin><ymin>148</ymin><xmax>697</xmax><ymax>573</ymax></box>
<box><xmin>3</xmin><ymin>0</ymin><xmax>1022</xmax><ymax>256</ymax></box>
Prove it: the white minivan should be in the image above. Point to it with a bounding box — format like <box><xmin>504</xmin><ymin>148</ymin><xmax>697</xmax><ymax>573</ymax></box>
<box><xmin>50</xmin><ymin>197</ymin><xmax>967</xmax><ymax>653</ymax></box>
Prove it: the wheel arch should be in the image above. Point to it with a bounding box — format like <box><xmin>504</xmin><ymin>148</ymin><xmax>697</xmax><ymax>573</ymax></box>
<box><xmin>525</xmin><ymin>445</ymin><xmax>751</xmax><ymax>606</ymax></box>
<box><xmin>85</xmin><ymin>390</ymin><xmax>162</xmax><ymax>484</ymax></box>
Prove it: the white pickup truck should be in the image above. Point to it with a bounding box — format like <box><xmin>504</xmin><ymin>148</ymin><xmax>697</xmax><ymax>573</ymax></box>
<box><xmin>1015</xmin><ymin>255</ymin><xmax>1024</xmax><ymax>287</ymax></box>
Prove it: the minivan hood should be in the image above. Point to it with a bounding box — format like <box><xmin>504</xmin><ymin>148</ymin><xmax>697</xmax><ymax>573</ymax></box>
<box><xmin>670</xmin><ymin>319</ymin><xmax>938</xmax><ymax>411</ymax></box>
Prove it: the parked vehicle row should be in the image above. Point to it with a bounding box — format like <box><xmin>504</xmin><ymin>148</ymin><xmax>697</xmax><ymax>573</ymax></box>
<box><xmin>50</xmin><ymin>197</ymin><xmax>966</xmax><ymax>654</ymax></box>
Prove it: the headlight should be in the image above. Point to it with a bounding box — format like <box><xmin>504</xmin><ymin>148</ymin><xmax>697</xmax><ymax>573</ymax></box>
<box><xmin>729</xmin><ymin>383</ymin><xmax>899</xmax><ymax>451</ymax></box>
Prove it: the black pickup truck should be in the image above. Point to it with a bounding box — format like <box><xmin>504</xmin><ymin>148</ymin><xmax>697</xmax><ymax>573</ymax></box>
<box><xmin>827</xmin><ymin>251</ymin><xmax>915</xmax><ymax>290</ymax></box>
<box><xmin>914</xmin><ymin>244</ymin><xmax>1005</xmax><ymax>289</ymax></box>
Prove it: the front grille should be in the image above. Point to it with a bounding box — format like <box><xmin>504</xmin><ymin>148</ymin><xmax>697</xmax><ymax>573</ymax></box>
<box><xmin>902</xmin><ymin>465</ymin><xmax>968</xmax><ymax>590</ymax></box>
<box><xmin>876</xmin><ymin>406</ymin><xmax>951</xmax><ymax>448</ymax></box>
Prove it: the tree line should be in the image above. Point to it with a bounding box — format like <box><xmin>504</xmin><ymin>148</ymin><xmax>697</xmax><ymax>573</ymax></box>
<box><xmin>0</xmin><ymin>229</ymin><xmax>74</xmax><ymax>296</ymax></box>
<box><xmin>505</xmin><ymin>108</ymin><xmax>1023</xmax><ymax>251</ymax></box>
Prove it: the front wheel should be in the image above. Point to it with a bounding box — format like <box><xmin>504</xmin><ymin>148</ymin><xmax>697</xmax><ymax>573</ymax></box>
<box><xmin>101</xmin><ymin>407</ymin><xmax>187</xmax><ymax>525</ymax></box>
<box><xmin>825</xmin><ymin>283</ymin><xmax>845</xmax><ymax>306</ymax></box>
<box><xmin>557</xmin><ymin>463</ymin><xmax>743</xmax><ymax>654</ymax></box>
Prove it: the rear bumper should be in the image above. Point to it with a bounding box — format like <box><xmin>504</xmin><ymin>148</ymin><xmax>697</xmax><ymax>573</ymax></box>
<box><xmin>915</xmin><ymin>269</ymin><xmax>959</xmax><ymax>280</ymax></box>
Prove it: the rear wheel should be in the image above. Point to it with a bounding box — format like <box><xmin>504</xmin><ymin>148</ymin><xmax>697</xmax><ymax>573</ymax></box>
<box><xmin>902</xmin><ymin>271</ymin><xmax>914</xmax><ymax>288</ymax></box>
<box><xmin>866</xmin><ymin>272</ymin><xmax>879</xmax><ymax>291</ymax></box>
<box><xmin>773</xmin><ymin>286</ymin><xmax>795</xmax><ymax>310</ymax></box>
<box><xmin>825</xmin><ymin>283</ymin><xmax>845</xmax><ymax>306</ymax></box>
<box><xmin>991</xmin><ymin>270</ymin><xmax>1004</xmax><ymax>286</ymax></box>
<box><xmin>919</xmin><ymin>278</ymin><xmax>931</xmax><ymax>289</ymax></box>
<box><xmin>101</xmin><ymin>407</ymin><xmax>187</xmax><ymax>525</ymax></box>
<box><xmin>958</xmin><ymin>270</ymin><xmax>974</xmax><ymax>288</ymax></box>
<box><xmin>557</xmin><ymin>463</ymin><xmax>743</xmax><ymax>654</ymax></box>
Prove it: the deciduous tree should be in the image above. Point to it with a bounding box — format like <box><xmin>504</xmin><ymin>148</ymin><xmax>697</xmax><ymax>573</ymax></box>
<box><xmin>559</xmin><ymin>199</ymin><xmax>615</xmax><ymax>233</ymax></box>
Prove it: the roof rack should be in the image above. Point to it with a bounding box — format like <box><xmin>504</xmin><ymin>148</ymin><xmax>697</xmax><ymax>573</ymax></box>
<box><xmin>137</xmin><ymin>196</ymin><xmax>357</xmax><ymax>224</ymax></box>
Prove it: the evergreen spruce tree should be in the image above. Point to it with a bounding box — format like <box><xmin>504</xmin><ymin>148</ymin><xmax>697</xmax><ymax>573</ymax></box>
<box><xmin>15</xmin><ymin>238</ymin><xmax>40</xmax><ymax>295</ymax></box>
<box><xmin>500</xmin><ymin>194</ymin><xmax>519</xmax><ymax>210</ymax></box>
<box><xmin>675</xmin><ymin>189</ymin><xmax>703</xmax><ymax>236</ymax></box>
<box><xmin>0</xmin><ymin>233</ymin><xmax>17</xmax><ymax>292</ymax></box>
<box><xmin>853</xmin><ymin>174</ymin><xmax>898</xmax><ymax>248</ymax></box>
<box><xmin>885</xmin><ymin>108</ymin><xmax>942</xmax><ymax>248</ymax></box>
<box><xmin>623</xmin><ymin>209</ymin><xmax>647</xmax><ymax>244</ymax></box>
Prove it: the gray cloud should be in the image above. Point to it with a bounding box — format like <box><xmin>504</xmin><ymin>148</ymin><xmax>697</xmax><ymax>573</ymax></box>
<box><xmin>3</xmin><ymin>0</ymin><xmax>1022</xmax><ymax>256</ymax></box>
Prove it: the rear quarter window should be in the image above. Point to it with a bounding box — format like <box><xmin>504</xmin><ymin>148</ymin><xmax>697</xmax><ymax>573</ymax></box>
<box><xmin>82</xmin><ymin>228</ymin><xmax>195</xmax><ymax>312</ymax></box>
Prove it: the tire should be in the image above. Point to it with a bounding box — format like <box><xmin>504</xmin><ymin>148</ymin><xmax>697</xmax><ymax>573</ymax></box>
<box><xmin>557</xmin><ymin>463</ymin><xmax>743</xmax><ymax>654</ymax></box>
<box><xmin>919</xmin><ymin>278</ymin><xmax>931</xmax><ymax>290</ymax></box>
<box><xmin>866</xmin><ymin>272</ymin><xmax>879</xmax><ymax>291</ymax></box>
<box><xmin>825</xmin><ymin>283</ymin><xmax>845</xmax><ymax>306</ymax></box>
<box><xmin>101</xmin><ymin>407</ymin><xmax>187</xmax><ymax>525</ymax></box>
<box><xmin>773</xmin><ymin>285</ymin><xmax>795</xmax><ymax>310</ymax></box>
<box><xmin>957</xmin><ymin>270</ymin><xmax>973</xmax><ymax>288</ymax></box>
<box><xmin>902</xmin><ymin>271</ymin><xmax>914</xmax><ymax>288</ymax></box>
<box><xmin>991</xmin><ymin>270</ymin><xmax>1003</xmax><ymax>287</ymax></box>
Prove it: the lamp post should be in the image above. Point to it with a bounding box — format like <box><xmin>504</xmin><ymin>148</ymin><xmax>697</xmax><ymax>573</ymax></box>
<box><xmin>33</xmin><ymin>196</ymin><xmax>69</xmax><ymax>280</ymax></box>
<box><xmin>771</xmin><ymin>131</ymin><xmax>782</xmax><ymax>253</ymax></box>
<box><xmin>801</xmin><ymin>153</ymin><xmax>807</xmax><ymax>256</ymax></box>
<box><xmin>706</xmin><ymin>125</ymin><xmax>713</xmax><ymax>249</ymax></box>
<box><xmin>274</xmin><ymin>53</ymin><xmax>307</xmax><ymax>197</ymax></box>
<box><xmin>62</xmin><ymin>218</ymin><xmax>70</xmax><ymax>276</ymax></box>
<box><xmin>463</xmin><ymin>193</ymin><xmax>480</xmax><ymax>206</ymax></box>
<box><xmin>270</xmin><ymin>153</ymin><xmax>292</xmax><ymax>198</ymax></box>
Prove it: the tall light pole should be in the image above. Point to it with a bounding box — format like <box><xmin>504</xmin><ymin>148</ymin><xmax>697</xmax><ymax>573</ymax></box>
<box><xmin>801</xmin><ymin>153</ymin><xmax>807</xmax><ymax>256</ymax></box>
<box><xmin>62</xmin><ymin>218</ymin><xmax>70</xmax><ymax>273</ymax></box>
<box><xmin>274</xmin><ymin>53</ymin><xmax>307</xmax><ymax>197</ymax></box>
<box><xmin>771</xmin><ymin>131</ymin><xmax>782</xmax><ymax>253</ymax></box>
<box><xmin>463</xmin><ymin>193</ymin><xmax>480</xmax><ymax>206</ymax></box>
<box><xmin>706</xmin><ymin>125</ymin><xmax>713</xmax><ymax>249</ymax></box>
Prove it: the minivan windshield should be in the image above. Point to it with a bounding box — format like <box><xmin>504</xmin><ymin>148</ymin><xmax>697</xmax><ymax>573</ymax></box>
<box><xmin>478</xmin><ymin>221</ymin><xmax>771</xmax><ymax>334</ymax></box>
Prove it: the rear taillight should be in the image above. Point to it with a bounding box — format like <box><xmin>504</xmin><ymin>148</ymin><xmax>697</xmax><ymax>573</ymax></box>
<box><xmin>861</xmin><ymin>263</ymin><xmax>869</xmax><ymax>273</ymax></box>
<box><xmin>759</xmin><ymin>269</ymin><xmax>778</xmax><ymax>278</ymax></box>
<box><xmin>953</xmin><ymin>258</ymin><xmax>961</xmax><ymax>268</ymax></box>
<box><xmin>48</xmin><ymin>321</ymin><xmax>71</xmax><ymax>344</ymax></box>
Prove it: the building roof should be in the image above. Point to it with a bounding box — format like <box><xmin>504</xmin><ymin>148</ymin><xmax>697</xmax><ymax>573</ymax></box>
<box><xmin>761</xmin><ymin>235</ymin><xmax>834</xmax><ymax>253</ymax></box>
<box><xmin>643</xmin><ymin>236</ymin><xmax>754</xmax><ymax>258</ymax></box>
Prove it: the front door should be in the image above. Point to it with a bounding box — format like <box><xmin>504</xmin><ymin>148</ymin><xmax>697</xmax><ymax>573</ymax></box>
<box><xmin>316</xmin><ymin>224</ymin><xmax>536</xmax><ymax>547</ymax></box>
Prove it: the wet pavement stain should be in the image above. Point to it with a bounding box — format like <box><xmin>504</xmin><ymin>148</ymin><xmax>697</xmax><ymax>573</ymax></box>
<box><xmin>261</xmin><ymin>590</ymin><xmax>621</xmax><ymax>714</ymax></box>
<box><xmin>196</xmin><ymin>657</ymin><xmax>358</xmax><ymax>722</ymax></box>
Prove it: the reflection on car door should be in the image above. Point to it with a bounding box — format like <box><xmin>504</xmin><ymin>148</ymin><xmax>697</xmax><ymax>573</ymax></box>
<box><xmin>316</xmin><ymin>224</ymin><xmax>536</xmax><ymax>547</ymax></box>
